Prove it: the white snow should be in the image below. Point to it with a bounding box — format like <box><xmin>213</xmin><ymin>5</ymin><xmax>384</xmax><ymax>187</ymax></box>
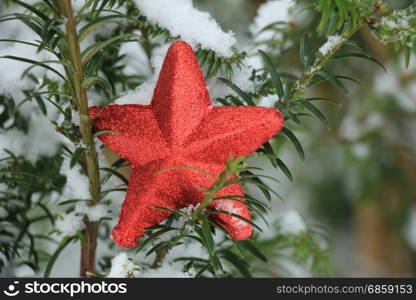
<box><xmin>134</xmin><ymin>0</ymin><xmax>236</xmax><ymax>57</ymax></box>
<box><xmin>117</xmin><ymin>45</ymin><xmax>256</xmax><ymax>103</ymax></box>
<box><xmin>258</xmin><ymin>94</ymin><xmax>277</xmax><ymax>107</ymax></box>
<box><xmin>0</xmin><ymin>129</ymin><xmax>26</xmax><ymax>159</ymax></box>
<box><xmin>115</xmin><ymin>44</ymin><xmax>170</xmax><ymax>105</ymax></box>
<box><xmin>115</xmin><ymin>84</ymin><xmax>154</xmax><ymax>105</ymax></box>
<box><xmin>366</xmin><ymin>113</ymin><xmax>384</xmax><ymax>128</ymax></box>
<box><xmin>339</xmin><ymin>110</ymin><xmax>386</xmax><ymax>141</ymax></box>
<box><xmin>116</xmin><ymin>36</ymin><xmax>255</xmax><ymax>103</ymax></box>
<box><xmin>214</xmin><ymin>200</ymin><xmax>246</xmax><ymax>227</ymax></box>
<box><xmin>381</xmin><ymin>18</ymin><xmax>401</xmax><ymax>29</ymax></box>
<box><xmin>72</xmin><ymin>0</ymin><xmax>88</xmax><ymax>12</ymax></box>
<box><xmin>107</xmin><ymin>253</ymin><xmax>138</xmax><ymax>278</ymax></box>
<box><xmin>0</xmin><ymin>44</ymin><xmax>43</xmax><ymax>96</ymax></box>
<box><xmin>3</xmin><ymin>118</ymin><xmax>15</xmax><ymax>128</ymax></box>
<box><xmin>141</xmin><ymin>263</ymin><xmax>192</xmax><ymax>278</ymax></box>
<box><xmin>86</xmin><ymin>204</ymin><xmax>109</xmax><ymax>221</ymax></box>
<box><xmin>373</xmin><ymin>59</ymin><xmax>416</xmax><ymax>112</ymax></box>
<box><xmin>0</xmin><ymin>207</ymin><xmax>8</xmax><ymax>219</ymax></box>
<box><xmin>207</xmin><ymin>59</ymin><xmax>255</xmax><ymax>100</ymax></box>
<box><xmin>381</xmin><ymin>12</ymin><xmax>411</xmax><ymax>30</ymax></box>
<box><xmin>25</xmin><ymin>112</ymin><xmax>62</xmax><ymax>162</ymax></box>
<box><xmin>56</xmin><ymin>212</ymin><xmax>85</xmax><ymax>237</ymax></box>
<box><xmin>338</xmin><ymin>116</ymin><xmax>361</xmax><ymax>141</ymax></box>
<box><xmin>13</xmin><ymin>264</ymin><xmax>36</xmax><ymax>277</ymax></box>
<box><xmin>60</xmin><ymin>156</ymin><xmax>91</xmax><ymax>200</ymax></box>
<box><xmin>351</xmin><ymin>143</ymin><xmax>370</xmax><ymax>159</ymax></box>
<box><xmin>0</xmin><ymin>42</ymin><xmax>65</xmax><ymax>164</ymax></box>
<box><xmin>0</xmin><ymin>13</ymin><xmax>65</xmax><ymax>94</ymax></box>
<box><xmin>0</xmin><ymin>0</ymin><xmax>328</xmax><ymax>278</ymax></box>
<box><xmin>246</xmin><ymin>0</ymin><xmax>297</xmax><ymax>86</ymax></box>
<box><xmin>180</xmin><ymin>204</ymin><xmax>199</xmax><ymax>216</ymax></box>
<box><xmin>94</xmin><ymin>140</ymin><xmax>109</xmax><ymax>169</ymax></box>
<box><xmin>0</xmin><ymin>108</ymin><xmax>63</xmax><ymax>163</ymax></box>
<box><xmin>319</xmin><ymin>35</ymin><xmax>345</xmax><ymax>55</ymax></box>
<box><xmin>229</xmin><ymin>61</ymin><xmax>254</xmax><ymax>94</ymax></box>
<box><xmin>118</xmin><ymin>39</ymin><xmax>152</xmax><ymax>77</ymax></box>
<box><xmin>75</xmin><ymin>201</ymin><xmax>109</xmax><ymax>221</ymax></box>
<box><xmin>74</xmin><ymin>201</ymin><xmax>87</xmax><ymax>213</ymax></box>
<box><xmin>107</xmin><ymin>253</ymin><xmax>192</xmax><ymax>278</ymax></box>
<box><xmin>280</xmin><ymin>210</ymin><xmax>306</xmax><ymax>234</ymax></box>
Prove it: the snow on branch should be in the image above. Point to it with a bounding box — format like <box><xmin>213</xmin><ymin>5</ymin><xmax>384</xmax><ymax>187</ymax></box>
<box><xmin>134</xmin><ymin>0</ymin><xmax>236</xmax><ymax>57</ymax></box>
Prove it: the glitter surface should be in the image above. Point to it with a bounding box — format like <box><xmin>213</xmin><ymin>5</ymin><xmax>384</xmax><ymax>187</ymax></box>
<box><xmin>89</xmin><ymin>41</ymin><xmax>284</xmax><ymax>248</ymax></box>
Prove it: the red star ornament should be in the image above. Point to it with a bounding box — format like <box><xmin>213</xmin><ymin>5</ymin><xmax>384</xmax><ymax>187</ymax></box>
<box><xmin>89</xmin><ymin>41</ymin><xmax>284</xmax><ymax>248</ymax></box>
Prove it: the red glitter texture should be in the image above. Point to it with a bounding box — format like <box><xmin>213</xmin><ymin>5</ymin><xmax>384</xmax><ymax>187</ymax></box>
<box><xmin>89</xmin><ymin>41</ymin><xmax>284</xmax><ymax>248</ymax></box>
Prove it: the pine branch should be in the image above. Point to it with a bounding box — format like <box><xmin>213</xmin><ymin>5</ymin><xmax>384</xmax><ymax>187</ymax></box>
<box><xmin>56</xmin><ymin>0</ymin><xmax>101</xmax><ymax>277</ymax></box>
